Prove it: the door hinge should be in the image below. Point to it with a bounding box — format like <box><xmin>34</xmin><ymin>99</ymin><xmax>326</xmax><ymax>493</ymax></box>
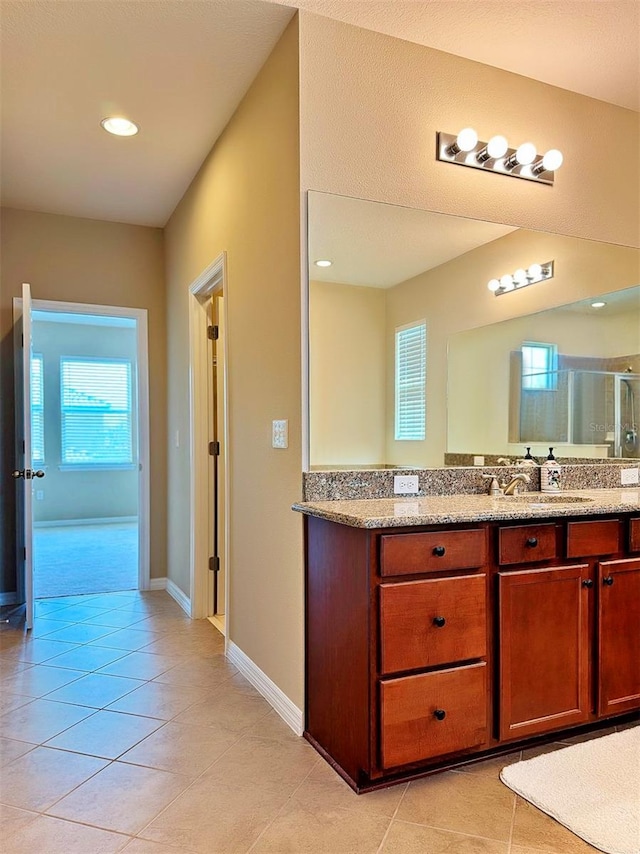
<box><xmin>209</xmin><ymin>555</ymin><xmax>220</xmax><ymax>573</ymax></box>
<box><xmin>208</xmin><ymin>441</ymin><xmax>220</xmax><ymax>456</ymax></box>
<box><xmin>23</xmin><ymin>547</ymin><xmax>27</xmax><ymax>560</ymax></box>
<box><xmin>207</xmin><ymin>325</ymin><xmax>219</xmax><ymax>340</ymax></box>
<box><xmin>22</xmin><ymin>440</ymin><xmax>26</xmax><ymax>453</ymax></box>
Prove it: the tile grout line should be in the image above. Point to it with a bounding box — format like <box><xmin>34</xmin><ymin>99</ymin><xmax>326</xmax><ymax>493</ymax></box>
<box><xmin>375</xmin><ymin>780</ymin><xmax>410</xmax><ymax>853</ymax></box>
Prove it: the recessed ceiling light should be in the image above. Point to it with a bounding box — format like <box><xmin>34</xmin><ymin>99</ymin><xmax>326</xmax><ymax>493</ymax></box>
<box><xmin>314</xmin><ymin>260</ymin><xmax>332</xmax><ymax>268</ymax></box>
<box><xmin>100</xmin><ymin>117</ymin><xmax>139</xmax><ymax>137</ymax></box>
<box><xmin>591</xmin><ymin>301</ymin><xmax>606</xmax><ymax>308</ymax></box>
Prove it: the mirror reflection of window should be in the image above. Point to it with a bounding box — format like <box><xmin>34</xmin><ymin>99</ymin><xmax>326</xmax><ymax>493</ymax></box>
<box><xmin>31</xmin><ymin>353</ymin><xmax>45</xmax><ymax>464</ymax></box>
<box><xmin>522</xmin><ymin>342</ymin><xmax>558</xmax><ymax>391</ymax></box>
<box><xmin>395</xmin><ymin>321</ymin><xmax>427</xmax><ymax>441</ymax></box>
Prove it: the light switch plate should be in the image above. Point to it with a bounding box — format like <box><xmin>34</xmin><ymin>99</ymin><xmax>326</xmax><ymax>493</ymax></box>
<box><xmin>394</xmin><ymin>475</ymin><xmax>419</xmax><ymax>494</ymax></box>
<box><xmin>621</xmin><ymin>467</ymin><xmax>639</xmax><ymax>485</ymax></box>
<box><xmin>473</xmin><ymin>456</ymin><xmax>485</xmax><ymax>466</ymax></box>
<box><xmin>272</xmin><ymin>419</ymin><xmax>288</xmax><ymax>449</ymax></box>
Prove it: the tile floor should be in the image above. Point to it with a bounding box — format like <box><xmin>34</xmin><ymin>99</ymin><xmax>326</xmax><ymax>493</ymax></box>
<box><xmin>0</xmin><ymin>589</ymin><xmax>628</xmax><ymax>853</ymax></box>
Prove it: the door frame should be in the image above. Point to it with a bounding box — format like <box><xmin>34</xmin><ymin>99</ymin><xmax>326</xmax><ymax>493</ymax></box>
<box><xmin>188</xmin><ymin>252</ymin><xmax>230</xmax><ymax>626</ymax></box>
<box><xmin>12</xmin><ymin>297</ymin><xmax>151</xmax><ymax>592</ymax></box>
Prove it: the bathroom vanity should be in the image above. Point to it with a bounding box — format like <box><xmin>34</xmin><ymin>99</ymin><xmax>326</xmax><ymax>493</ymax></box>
<box><xmin>294</xmin><ymin>490</ymin><xmax>640</xmax><ymax>791</ymax></box>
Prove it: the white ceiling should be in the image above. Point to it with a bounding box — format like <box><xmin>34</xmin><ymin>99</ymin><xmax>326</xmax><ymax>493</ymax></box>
<box><xmin>2</xmin><ymin>0</ymin><xmax>638</xmax><ymax>227</ymax></box>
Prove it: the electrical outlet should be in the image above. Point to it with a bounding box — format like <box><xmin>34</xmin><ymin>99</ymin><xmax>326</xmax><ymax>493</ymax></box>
<box><xmin>394</xmin><ymin>475</ymin><xmax>419</xmax><ymax>494</ymax></box>
<box><xmin>621</xmin><ymin>467</ymin><xmax>639</xmax><ymax>485</ymax></box>
<box><xmin>272</xmin><ymin>419</ymin><xmax>288</xmax><ymax>449</ymax></box>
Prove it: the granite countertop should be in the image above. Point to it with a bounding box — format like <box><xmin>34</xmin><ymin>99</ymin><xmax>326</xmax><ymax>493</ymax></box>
<box><xmin>292</xmin><ymin>488</ymin><xmax>640</xmax><ymax>528</ymax></box>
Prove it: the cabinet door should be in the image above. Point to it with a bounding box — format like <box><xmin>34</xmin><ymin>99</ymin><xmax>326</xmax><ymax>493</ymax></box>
<box><xmin>598</xmin><ymin>558</ymin><xmax>640</xmax><ymax>716</ymax></box>
<box><xmin>498</xmin><ymin>564</ymin><xmax>590</xmax><ymax>741</ymax></box>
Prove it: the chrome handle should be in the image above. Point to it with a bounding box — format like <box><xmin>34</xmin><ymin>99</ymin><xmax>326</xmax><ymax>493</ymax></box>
<box><xmin>11</xmin><ymin>469</ymin><xmax>45</xmax><ymax>480</ymax></box>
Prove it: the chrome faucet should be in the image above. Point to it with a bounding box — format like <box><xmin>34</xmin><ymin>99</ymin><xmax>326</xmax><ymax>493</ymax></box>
<box><xmin>482</xmin><ymin>471</ymin><xmax>530</xmax><ymax>496</ymax></box>
<box><xmin>501</xmin><ymin>472</ymin><xmax>531</xmax><ymax>495</ymax></box>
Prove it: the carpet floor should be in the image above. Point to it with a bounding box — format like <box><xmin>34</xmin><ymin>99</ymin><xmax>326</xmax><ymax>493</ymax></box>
<box><xmin>500</xmin><ymin>726</ymin><xmax>640</xmax><ymax>854</ymax></box>
<box><xmin>33</xmin><ymin>522</ymin><xmax>138</xmax><ymax>598</ymax></box>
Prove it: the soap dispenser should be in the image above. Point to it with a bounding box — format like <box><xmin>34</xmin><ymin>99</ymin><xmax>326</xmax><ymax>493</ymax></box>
<box><xmin>540</xmin><ymin>447</ymin><xmax>561</xmax><ymax>493</ymax></box>
<box><xmin>517</xmin><ymin>447</ymin><xmax>538</xmax><ymax>468</ymax></box>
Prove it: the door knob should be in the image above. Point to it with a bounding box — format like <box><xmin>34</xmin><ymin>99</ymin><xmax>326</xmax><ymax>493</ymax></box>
<box><xmin>433</xmin><ymin>616</ymin><xmax>446</xmax><ymax>627</ymax></box>
<box><xmin>12</xmin><ymin>470</ymin><xmax>25</xmax><ymax>479</ymax></box>
<box><xmin>33</xmin><ymin>470</ymin><xmax>45</xmax><ymax>478</ymax></box>
<box><xmin>603</xmin><ymin>576</ymin><xmax>614</xmax><ymax>586</ymax></box>
<box><xmin>433</xmin><ymin>709</ymin><xmax>447</xmax><ymax>721</ymax></box>
<box><xmin>11</xmin><ymin>469</ymin><xmax>45</xmax><ymax>480</ymax></box>
<box><xmin>433</xmin><ymin>546</ymin><xmax>446</xmax><ymax>557</ymax></box>
<box><xmin>582</xmin><ymin>579</ymin><xmax>594</xmax><ymax>588</ymax></box>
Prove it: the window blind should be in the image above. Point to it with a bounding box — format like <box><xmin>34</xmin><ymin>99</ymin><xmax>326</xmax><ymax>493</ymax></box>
<box><xmin>31</xmin><ymin>354</ymin><xmax>45</xmax><ymax>464</ymax></box>
<box><xmin>395</xmin><ymin>322</ymin><xmax>427</xmax><ymax>441</ymax></box>
<box><xmin>60</xmin><ymin>358</ymin><xmax>132</xmax><ymax>464</ymax></box>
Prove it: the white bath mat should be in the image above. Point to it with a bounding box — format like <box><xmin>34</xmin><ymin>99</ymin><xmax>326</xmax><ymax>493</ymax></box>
<box><xmin>500</xmin><ymin>726</ymin><xmax>640</xmax><ymax>854</ymax></box>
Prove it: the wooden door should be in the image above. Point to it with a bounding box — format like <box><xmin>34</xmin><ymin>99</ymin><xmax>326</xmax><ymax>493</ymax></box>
<box><xmin>598</xmin><ymin>558</ymin><xmax>640</xmax><ymax>716</ymax></box>
<box><xmin>498</xmin><ymin>563</ymin><xmax>591</xmax><ymax>740</ymax></box>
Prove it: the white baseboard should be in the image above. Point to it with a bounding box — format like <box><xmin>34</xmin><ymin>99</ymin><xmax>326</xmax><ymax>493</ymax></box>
<box><xmin>148</xmin><ymin>577</ymin><xmax>167</xmax><ymax>591</ymax></box>
<box><xmin>0</xmin><ymin>592</ymin><xmax>18</xmax><ymax>606</ymax></box>
<box><xmin>166</xmin><ymin>578</ymin><xmax>191</xmax><ymax>616</ymax></box>
<box><xmin>226</xmin><ymin>641</ymin><xmax>304</xmax><ymax>737</ymax></box>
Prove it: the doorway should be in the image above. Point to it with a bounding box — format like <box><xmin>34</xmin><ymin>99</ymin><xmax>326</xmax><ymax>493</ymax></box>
<box><xmin>188</xmin><ymin>253</ymin><xmax>229</xmax><ymax>629</ymax></box>
<box><xmin>13</xmin><ymin>295</ymin><xmax>150</xmax><ymax>610</ymax></box>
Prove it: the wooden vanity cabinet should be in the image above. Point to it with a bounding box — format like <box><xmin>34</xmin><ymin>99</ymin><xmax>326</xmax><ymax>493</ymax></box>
<box><xmin>304</xmin><ymin>512</ymin><xmax>639</xmax><ymax>791</ymax></box>
<box><xmin>597</xmin><ymin>557</ymin><xmax>640</xmax><ymax>716</ymax></box>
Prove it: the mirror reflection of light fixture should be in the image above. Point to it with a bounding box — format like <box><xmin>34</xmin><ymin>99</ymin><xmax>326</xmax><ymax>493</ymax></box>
<box><xmin>488</xmin><ymin>261</ymin><xmax>555</xmax><ymax>296</ymax></box>
<box><xmin>437</xmin><ymin>130</ymin><xmax>563</xmax><ymax>185</ymax></box>
<box><xmin>591</xmin><ymin>301</ymin><xmax>606</xmax><ymax>308</ymax></box>
<box><xmin>314</xmin><ymin>259</ymin><xmax>333</xmax><ymax>267</ymax></box>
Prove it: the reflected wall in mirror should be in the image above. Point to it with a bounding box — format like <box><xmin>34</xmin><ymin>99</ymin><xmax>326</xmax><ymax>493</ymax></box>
<box><xmin>307</xmin><ymin>191</ymin><xmax>640</xmax><ymax>469</ymax></box>
<box><xmin>448</xmin><ymin>287</ymin><xmax>640</xmax><ymax>461</ymax></box>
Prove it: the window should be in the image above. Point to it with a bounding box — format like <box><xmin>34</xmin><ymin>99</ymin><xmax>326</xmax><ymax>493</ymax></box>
<box><xmin>31</xmin><ymin>354</ymin><xmax>45</xmax><ymax>464</ymax></box>
<box><xmin>522</xmin><ymin>342</ymin><xmax>558</xmax><ymax>390</ymax></box>
<box><xmin>395</xmin><ymin>321</ymin><xmax>427</xmax><ymax>440</ymax></box>
<box><xmin>61</xmin><ymin>358</ymin><xmax>133</xmax><ymax>465</ymax></box>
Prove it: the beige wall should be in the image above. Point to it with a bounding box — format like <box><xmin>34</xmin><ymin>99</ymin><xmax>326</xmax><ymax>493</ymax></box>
<box><xmin>163</xmin><ymin>21</ymin><xmax>301</xmax><ymax>704</ymax></box>
<box><xmin>385</xmin><ymin>230</ymin><xmax>639</xmax><ymax>464</ymax></box>
<box><xmin>309</xmin><ymin>280</ymin><xmax>386</xmax><ymax>466</ymax></box>
<box><xmin>0</xmin><ymin>208</ymin><xmax>166</xmax><ymax>592</ymax></box>
<box><xmin>299</xmin><ymin>13</ymin><xmax>639</xmax><ymax>247</ymax></box>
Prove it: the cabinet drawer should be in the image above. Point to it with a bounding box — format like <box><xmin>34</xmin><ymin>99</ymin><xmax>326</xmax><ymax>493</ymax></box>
<box><xmin>380</xmin><ymin>663</ymin><xmax>487</xmax><ymax>768</ymax></box>
<box><xmin>566</xmin><ymin>520</ymin><xmax>621</xmax><ymax>558</ymax></box>
<box><xmin>631</xmin><ymin>519</ymin><xmax>640</xmax><ymax>553</ymax></box>
<box><xmin>380</xmin><ymin>529</ymin><xmax>486</xmax><ymax>577</ymax></box>
<box><xmin>498</xmin><ymin>523</ymin><xmax>557</xmax><ymax>565</ymax></box>
<box><xmin>380</xmin><ymin>574</ymin><xmax>486</xmax><ymax>674</ymax></box>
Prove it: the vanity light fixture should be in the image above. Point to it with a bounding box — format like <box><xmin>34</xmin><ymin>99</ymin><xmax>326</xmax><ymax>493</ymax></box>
<box><xmin>437</xmin><ymin>129</ymin><xmax>563</xmax><ymax>185</ymax></box>
<box><xmin>100</xmin><ymin>116</ymin><xmax>139</xmax><ymax>137</ymax></box>
<box><xmin>488</xmin><ymin>261</ymin><xmax>554</xmax><ymax>296</ymax></box>
<box><xmin>314</xmin><ymin>259</ymin><xmax>332</xmax><ymax>268</ymax></box>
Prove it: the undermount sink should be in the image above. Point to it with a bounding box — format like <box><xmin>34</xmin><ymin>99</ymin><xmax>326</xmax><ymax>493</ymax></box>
<box><xmin>498</xmin><ymin>494</ymin><xmax>594</xmax><ymax>504</ymax></box>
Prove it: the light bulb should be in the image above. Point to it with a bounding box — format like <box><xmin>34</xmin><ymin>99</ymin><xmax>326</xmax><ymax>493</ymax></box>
<box><xmin>513</xmin><ymin>268</ymin><xmax>528</xmax><ymax>285</ymax></box>
<box><xmin>456</xmin><ymin>127</ymin><xmax>478</xmax><ymax>152</ymax></box>
<box><xmin>515</xmin><ymin>142</ymin><xmax>537</xmax><ymax>166</ymax></box>
<box><xmin>100</xmin><ymin>117</ymin><xmax>139</xmax><ymax>137</ymax></box>
<box><xmin>487</xmin><ymin>279</ymin><xmax>501</xmax><ymax>292</ymax></box>
<box><xmin>591</xmin><ymin>301</ymin><xmax>606</xmax><ymax>309</ymax></box>
<box><xmin>500</xmin><ymin>274</ymin><xmax>514</xmax><ymax>291</ymax></box>
<box><xmin>487</xmin><ymin>135</ymin><xmax>508</xmax><ymax>159</ymax></box>
<box><xmin>542</xmin><ymin>149</ymin><xmax>563</xmax><ymax>171</ymax></box>
<box><xmin>314</xmin><ymin>260</ymin><xmax>332</xmax><ymax>267</ymax></box>
<box><xmin>448</xmin><ymin>127</ymin><xmax>479</xmax><ymax>155</ymax></box>
<box><xmin>527</xmin><ymin>263</ymin><xmax>543</xmax><ymax>280</ymax></box>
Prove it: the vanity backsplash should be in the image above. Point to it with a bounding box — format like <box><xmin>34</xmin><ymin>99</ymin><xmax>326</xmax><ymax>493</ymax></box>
<box><xmin>303</xmin><ymin>463</ymin><xmax>640</xmax><ymax>502</ymax></box>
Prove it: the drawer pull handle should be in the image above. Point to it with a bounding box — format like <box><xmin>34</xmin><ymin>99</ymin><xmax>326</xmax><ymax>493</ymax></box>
<box><xmin>433</xmin><ymin>546</ymin><xmax>446</xmax><ymax>557</ymax></box>
<box><xmin>582</xmin><ymin>579</ymin><xmax>594</xmax><ymax>588</ymax></box>
<box><xmin>433</xmin><ymin>616</ymin><xmax>446</xmax><ymax>628</ymax></box>
<box><xmin>525</xmin><ymin>537</ymin><xmax>538</xmax><ymax>548</ymax></box>
<box><xmin>434</xmin><ymin>709</ymin><xmax>446</xmax><ymax>721</ymax></box>
<box><xmin>603</xmin><ymin>576</ymin><xmax>614</xmax><ymax>586</ymax></box>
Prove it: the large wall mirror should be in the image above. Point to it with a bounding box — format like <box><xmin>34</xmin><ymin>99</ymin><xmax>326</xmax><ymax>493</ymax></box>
<box><xmin>307</xmin><ymin>191</ymin><xmax>640</xmax><ymax>469</ymax></box>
